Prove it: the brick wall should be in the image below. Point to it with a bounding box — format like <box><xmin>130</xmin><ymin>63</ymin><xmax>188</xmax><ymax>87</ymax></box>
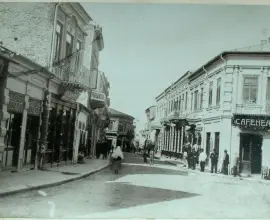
<box><xmin>0</xmin><ymin>2</ymin><xmax>55</xmax><ymax>67</ymax></box>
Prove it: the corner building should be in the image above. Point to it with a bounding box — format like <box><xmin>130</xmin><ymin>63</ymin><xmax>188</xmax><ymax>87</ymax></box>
<box><xmin>155</xmin><ymin>41</ymin><xmax>270</xmax><ymax>176</ymax></box>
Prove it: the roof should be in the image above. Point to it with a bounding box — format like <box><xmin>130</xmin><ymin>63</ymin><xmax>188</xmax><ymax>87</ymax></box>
<box><xmin>189</xmin><ymin>41</ymin><xmax>270</xmax><ymax>80</ymax></box>
<box><xmin>109</xmin><ymin>108</ymin><xmax>134</xmax><ymax>119</ymax></box>
<box><xmin>233</xmin><ymin>40</ymin><xmax>270</xmax><ymax>52</ymax></box>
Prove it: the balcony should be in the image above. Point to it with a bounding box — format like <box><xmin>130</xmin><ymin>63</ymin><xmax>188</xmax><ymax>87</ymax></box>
<box><xmin>90</xmin><ymin>91</ymin><xmax>106</xmax><ymax>109</ymax></box>
<box><xmin>167</xmin><ymin>110</ymin><xmax>180</xmax><ymax>121</ymax></box>
<box><xmin>53</xmin><ymin>52</ymin><xmax>87</xmax><ymax>103</ymax></box>
<box><xmin>235</xmin><ymin>100</ymin><xmax>263</xmax><ymax>115</ymax></box>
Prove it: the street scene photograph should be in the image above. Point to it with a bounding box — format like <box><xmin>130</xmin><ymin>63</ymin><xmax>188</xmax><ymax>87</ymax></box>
<box><xmin>1</xmin><ymin>0</ymin><xmax>270</xmax><ymax>219</ymax></box>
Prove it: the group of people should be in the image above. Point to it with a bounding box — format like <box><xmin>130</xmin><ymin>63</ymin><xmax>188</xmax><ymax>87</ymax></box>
<box><xmin>96</xmin><ymin>140</ymin><xmax>111</xmax><ymax>160</ymax></box>
<box><xmin>183</xmin><ymin>143</ymin><xmax>232</xmax><ymax>175</ymax></box>
<box><xmin>143</xmin><ymin>139</ymin><xmax>155</xmax><ymax>165</ymax></box>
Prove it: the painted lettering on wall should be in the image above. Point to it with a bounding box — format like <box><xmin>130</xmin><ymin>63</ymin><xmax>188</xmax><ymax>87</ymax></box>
<box><xmin>231</xmin><ymin>114</ymin><xmax>270</xmax><ymax>131</ymax></box>
<box><xmin>234</xmin><ymin>118</ymin><xmax>270</xmax><ymax>127</ymax></box>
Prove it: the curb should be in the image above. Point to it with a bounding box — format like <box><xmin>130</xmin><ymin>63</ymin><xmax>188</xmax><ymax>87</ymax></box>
<box><xmin>183</xmin><ymin>165</ymin><xmax>270</xmax><ymax>185</ymax></box>
<box><xmin>164</xmin><ymin>160</ymin><xmax>178</xmax><ymax>167</ymax></box>
<box><xmin>0</xmin><ymin>163</ymin><xmax>109</xmax><ymax>198</ymax></box>
<box><xmin>160</xmin><ymin>159</ymin><xmax>270</xmax><ymax>185</ymax></box>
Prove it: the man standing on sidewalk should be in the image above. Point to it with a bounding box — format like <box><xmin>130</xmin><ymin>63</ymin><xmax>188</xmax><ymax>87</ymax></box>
<box><xmin>223</xmin><ymin>149</ymin><xmax>230</xmax><ymax>175</ymax></box>
<box><xmin>199</xmin><ymin>149</ymin><xmax>207</xmax><ymax>172</ymax></box>
<box><xmin>210</xmin><ymin>148</ymin><xmax>218</xmax><ymax>173</ymax></box>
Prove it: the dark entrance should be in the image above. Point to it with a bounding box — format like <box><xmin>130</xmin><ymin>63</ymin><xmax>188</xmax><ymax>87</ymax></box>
<box><xmin>24</xmin><ymin>115</ymin><xmax>40</xmax><ymax>166</ymax></box>
<box><xmin>4</xmin><ymin>113</ymin><xmax>23</xmax><ymax>167</ymax></box>
<box><xmin>239</xmin><ymin>133</ymin><xmax>262</xmax><ymax>174</ymax></box>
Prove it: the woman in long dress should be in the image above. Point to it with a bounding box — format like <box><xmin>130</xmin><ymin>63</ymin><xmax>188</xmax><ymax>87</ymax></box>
<box><xmin>111</xmin><ymin>145</ymin><xmax>124</xmax><ymax>174</ymax></box>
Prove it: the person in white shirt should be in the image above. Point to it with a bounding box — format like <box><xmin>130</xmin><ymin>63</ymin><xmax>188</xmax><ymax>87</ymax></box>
<box><xmin>199</xmin><ymin>149</ymin><xmax>207</xmax><ymax>172</ymax></box>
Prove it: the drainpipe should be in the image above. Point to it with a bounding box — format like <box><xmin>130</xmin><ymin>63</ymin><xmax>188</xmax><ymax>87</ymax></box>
<box><xmin>203</xmin><ymin>66</ymin><xmax>208</xmax><ymax>79</ymax></box>
<box><xmin>48</xmin><ymin>2</ymin><xmax>61</xmax><ymax>69</ymax></box>
<box><xmin>220</xmin><ymin>54</ymin><xmax>227</xmax><ymax>72</ymax></box>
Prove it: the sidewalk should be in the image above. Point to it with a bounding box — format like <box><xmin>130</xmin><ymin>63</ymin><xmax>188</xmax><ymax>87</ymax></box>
<box><xmin>161</xmin><ymin>157</ymin><xmax>270</xmax><ymax>185</ymax></box>
<box><xmin>0</xmin><ymin>158</ymin><xmax>109</xmax><ymax>198</ymax></box>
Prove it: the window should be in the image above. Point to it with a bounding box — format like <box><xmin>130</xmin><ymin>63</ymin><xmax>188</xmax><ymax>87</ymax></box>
<box><xmin>206</xmin><ymin>132</ymin><xmax>211</xmax><ymax>156</ymax></box>
<box><xmin>214</xmin><ymin>132</ymin><xmax>220</xmax><ymax>155</ymax></box>
<box><xmin>200</xmin><ymin>88</ymin><xmax>204</xmax><ymax>110</ymax></box>
<box><xmin>194</xmin><ymin>90</ymin><xmax>198</xmax><ymax>111</ymax></box>
<box><xmin>54</xmin><ymin>22</ymin><xmax>63</xmax><ymax>62</ymax></box>
<box><xmin>76</xmin><ymin>40</ymin><xmax>82</xmax><ymax>52</ymax></box>
<box><xmin>267</xmin><ymin>77</ymin><xmax>270</xmax><ymax>100</ymax></box>
<box><xmin>191</xmin><ymin>92</ymin><xmax>193</xmax><ymax>111</ymax></box>
<box><xmin>208</xmin><ymin>82</ymin><xmax>213</xmax><ymax>107</ymax></box>
<box><xmin>175</xmin><ymin>99</ymin><xmax>178</xmax><ymax>111</ymax></box>
<box><xmin>243</xmin><ymin>77</ymin><xmax>258</xmax><ymax>103</ymax></box>
<box><xmin>179</xmin><ymin>96</ymin><xmax>181</xmax><ymax>111</ymax></box>
<box><xmin>185</xmin><ymin>92</ymin><xmax>188</xmax><ymax>110</ymax></box>
<box><xmin>108</xmin><ymin>121</ymin><xmax>113</xmax><ymax>131</ymax></box>
<box><xmin>182</xmin><ymin>94</ymin><xmax>184</xmax><ymax>111</ymax></box>
<box><xmin>76</xmin><ymin>40</ymin><xmax>82</xmax><ymax>70</ymax></box>
<box><xmin>66</xmin><ymin>32</ymin><xmax>74</xmax><ymax>57</ymax></box>
<box><xmin>216</xmin><ymin>78</ymin><xmax>221</xmax><ymax>105</ymax></box>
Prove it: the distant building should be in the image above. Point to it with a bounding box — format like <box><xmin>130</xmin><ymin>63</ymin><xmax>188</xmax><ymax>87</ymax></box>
<box><xmin>153</xmin><ymin>40</ymin><xmax>270</xmax><ymax>177</ymax></box>
<box><xmin>106</xmin><ymin>108</ymin><xmax>134</xmax><ymax>150</ymax></box>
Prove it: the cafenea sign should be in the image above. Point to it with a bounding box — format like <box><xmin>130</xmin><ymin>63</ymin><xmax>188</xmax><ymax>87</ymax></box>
<box><xmin>231</xmin><ymin>114</ymin><xmax>270</xmax><ymax>128</ymax></box>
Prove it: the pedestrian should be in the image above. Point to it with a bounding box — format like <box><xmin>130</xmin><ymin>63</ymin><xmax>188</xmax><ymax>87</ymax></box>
<box><xmin>232</xmin><ymin>152</ymin><xmax>239</xmax><ymax>177</ymax></box>
<box><xmin>223</xmin><ymin>149</ymin><xmax>230</xmax><ymax>175</ymax></box>
<box><xmin>183</xmin><ymin>150</ymin><xmax>188</xmax><ymax>167</ymax></box>
<box><xmin>199</xmin><ymin>149</ymin><xmax>207</xmax><ymax>172</ymax></box>
<box><xmin>187</xmin><ymin>144</ymin><xmax>192</xmax><ymax>169</ymax></box>
<box><xmin>102</xmin><ymin>140</ymin><xmax>108</xmax><ymax>160</ymax></box>
<box><xmin>96</xmin><ymin>140</ymin><xmax>101</xmax><ymax>159</ymax></box>
<box><xmin>191</xmin><ymin>148</ymin><xmax>197</xmax><ymax>170</ymax></box>
<box><xmin>111</xmin><ymin>143</ymin><xmax>124</xmax><ymax>174</ymax></box>
<box><xmin>210</xmin><ymin>148</ymin><xmax>218</xmax><ymax>173</ymax></box>
<box><xmin>149</xmin><ymin>147</ymin><xmax>154</xmax><ymax>165</ymax></box>
<box><xmin>143</xmin><ymin>147</ymin><xmax>148</xmax><ymax>163</ymax></box>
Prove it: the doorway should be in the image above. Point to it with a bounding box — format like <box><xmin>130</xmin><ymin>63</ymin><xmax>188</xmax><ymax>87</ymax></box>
<box><xmin>239</xmin><ymin>133</ymin><xmax>262</xmax><ymax>174</ymax></box>
<box><xmin>4</xmin><ymin>113</ymin><xmax>23</xmax><ymax>167</ymax></box>
<box><xmin>25</xmin><ymin>115</ymin><xmax>40</xmax><ymax>166</ymax></box>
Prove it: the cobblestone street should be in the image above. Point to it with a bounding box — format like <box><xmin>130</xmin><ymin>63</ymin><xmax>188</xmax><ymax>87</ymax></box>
<box><xmin>1</xmin><ymin>153</ymin><xmax>270</xmax><ymax>218</ymax></box>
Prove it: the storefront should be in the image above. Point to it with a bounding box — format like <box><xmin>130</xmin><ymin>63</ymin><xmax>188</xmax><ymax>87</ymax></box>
<box><xmin>231</xmin><ymin>114</ymin><xmax>270</xmax><ymax>176</ymax></box>
<box><xmin>3</xmin><ymin>83</ymin><xmax>44</xmax><ymax>171</ymax></box>
<box><xmin>44</xmin><ymin>94</ymin><xmax>77</xmax><ymax>167</ymax></box>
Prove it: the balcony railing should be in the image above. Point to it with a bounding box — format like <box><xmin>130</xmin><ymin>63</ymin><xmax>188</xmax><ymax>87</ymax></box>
<box><xmin>236</xmin><ymin>100</ymin><xmax>263</xmax><ymax>114</ymax></box>
<box><xmin>52</xmin><ymin>51</ymin><xmax>85</xmax><ymax>87</ymax></box>
<box><xmin>90</xmin><ymin>91</ymin><xmax>106</xmax><ymax>109</ymax></box>
<box><xmin>91</xmin><ymin>91</ymin><xmax>106</xmax><ymax>101</ymax></box>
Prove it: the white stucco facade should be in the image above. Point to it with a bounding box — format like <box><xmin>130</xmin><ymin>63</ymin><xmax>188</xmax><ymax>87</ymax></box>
<box><xmin>154</xmin><ymin>41</ymin><xmax>270</xmax><ymax>176</ymax></box>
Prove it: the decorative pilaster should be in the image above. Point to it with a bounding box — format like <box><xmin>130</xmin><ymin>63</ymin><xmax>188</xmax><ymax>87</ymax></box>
<box><xmin>38</xmin><ymin>90</ymin><xmax>51</xmax><ymax>169</ymax></box>
<box><xmin>180</xmin><ymin>126</ymin><xmax>184</xmax><ymax>153</ymax></box>
<box><xmin>0</xmin><ymin>86</ymin><xmax>9</xmax><ymax>172</ymax></box>
<box><xmin>17</xmin><ymin>95</ymin><xmax>29</xmax><ymax>170</ymax></box>
<box><xmin>177</xmin><ymin>128</ymin><xmax>180</xmax><ymax>153</ymax></box>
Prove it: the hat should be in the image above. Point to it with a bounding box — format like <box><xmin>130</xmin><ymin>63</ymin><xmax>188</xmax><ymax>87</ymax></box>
<box><xmin>224</xmin><ymin>149</ymin><xmax>227</xmax><ymax>152</ymax></box>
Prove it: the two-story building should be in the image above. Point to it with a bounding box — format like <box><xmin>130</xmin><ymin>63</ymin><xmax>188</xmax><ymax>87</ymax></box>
<box><xmin>144</xmin><ymin>105</ymin><xmax>162</xmax><ymax>148</ymax></box>
<box><xmin>0</xmin><ymin>2</ymin><xmax>107</xmax><ymax>171</ymax></box>
<box><xmin>155</xmin><ymin>40</ymin><xmax>270</xmax><ymax>177</ymax></box>
<box><xmin>106</xmin><ymin>108</ymin><xmax>134</xmax><ymax>150</ymax></box>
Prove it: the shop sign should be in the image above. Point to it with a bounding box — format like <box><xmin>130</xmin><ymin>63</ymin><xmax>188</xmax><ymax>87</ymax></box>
<box><xmin>28</xmin><ymin>98</ymin><xmax>42</xmax><ymax>116</ymax></box>
<box><xmin>7</xmin><ymin>91</ymin><xmax>24</xmax><ymax>113</ymax></box>
<box><xmin>231</xmin><ymin>114</ymin><xmax>270</xmax><ymax>131</ymax></box>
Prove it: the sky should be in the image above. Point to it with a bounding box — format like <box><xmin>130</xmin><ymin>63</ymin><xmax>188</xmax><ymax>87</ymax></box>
<box><xmin>82</xmin><ymin>3</ymin><xmax>270</xmax><ymax>131</ymax></box>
